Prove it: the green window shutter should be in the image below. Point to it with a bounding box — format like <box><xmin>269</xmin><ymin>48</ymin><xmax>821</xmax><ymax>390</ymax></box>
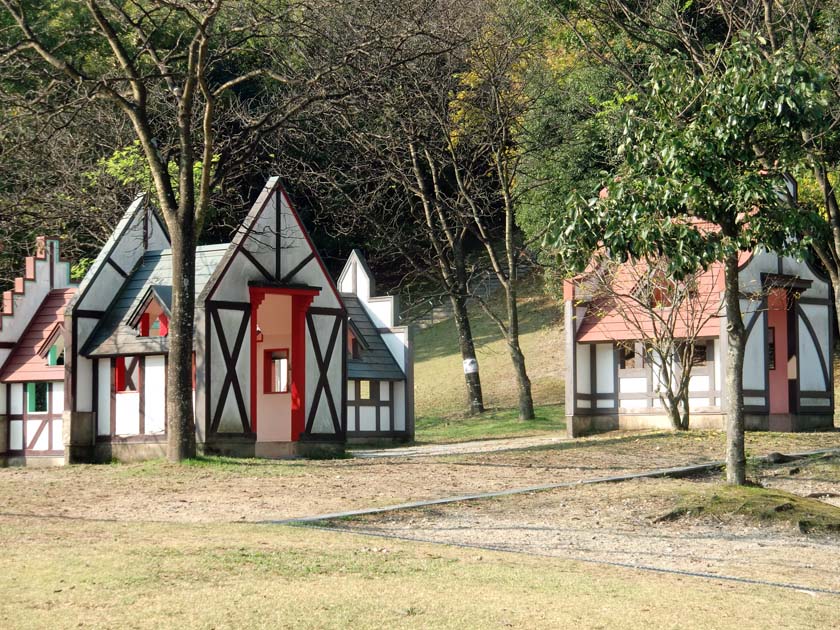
<box><xmin>27</xmin><ymin>383</ymin><xmax>35</xmax><ymax>412</ymax></box>
<box><xmin>48</xmin><ymin>345</ymin><xmax>57</xmax><ymax>366</ymax></box>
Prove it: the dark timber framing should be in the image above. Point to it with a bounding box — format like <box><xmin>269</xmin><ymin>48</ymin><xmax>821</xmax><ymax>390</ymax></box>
<box><xmin>207</xmin><ymin>301</ymin><xmax>251</xmax><ymax>435</ymax></box>
<box><xmin>304</xmin><ymin>307</ymin><xmax>345</xmax><ymax>437</ymax></box>
<box><xmin>6</xmin><ymin>381</ymin><xmax>63</xmax><ymax>456</ymax></box>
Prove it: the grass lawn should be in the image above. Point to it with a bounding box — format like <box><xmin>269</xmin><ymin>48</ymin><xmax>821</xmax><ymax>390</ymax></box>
<box><xmin>412</xmin><ymin>275</ymin><xmax>566</xmax><ymax>443</ymax></box>
<box><xmin>413</xmin><ymin>404</ymin><xmax>565</xmax><ymax>444</ymax></box>
<box><xmin>1</xmin><ymin>516</ymin><xmax>837</xmax><ymax>629</ymax></box>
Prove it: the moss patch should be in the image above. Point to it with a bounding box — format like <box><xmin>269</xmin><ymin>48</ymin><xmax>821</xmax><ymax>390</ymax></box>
<box><xmin>655</xmin><ymin>483</ymin><xmax>840</xmax><ymax>535</ymax></box>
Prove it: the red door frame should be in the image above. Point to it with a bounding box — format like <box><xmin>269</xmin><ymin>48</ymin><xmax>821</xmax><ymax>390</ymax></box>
<box><xmin>767</xmin><ymin>288</ymin><xmax>789</xmax><ymax>414</ymax></box>
<box><xmin>249</xmin><ymin>286</ymin><xmax>318</xmax><ymax>441</ymax></box>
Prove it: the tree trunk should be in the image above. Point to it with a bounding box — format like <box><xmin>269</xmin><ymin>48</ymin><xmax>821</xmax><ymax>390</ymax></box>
<box><xmin>505</xmin><ymin>286</ymin><xmax>534</xmax><ymax>420</ymax></box>
<box><xmin>166</xmin><ymin>220</ymin><xmax>198</xmax><ymax>462</ymax></box>
<box><xmin>679</xmin><ymin>388</ymin><xmax>690</xmax><ymax>431</ymax></box>
<box><xmin>450</xmin><ymin>292</ymin><xmax>485</xmax><ymax>415</ymax></box>
<box><xmin>828</xmin><ymin>273</ymin><xmax>840</xmax><ymax>345</ymax></box>
<box><xmin>664</xmin><ymin>394</ymin><xmax>682</xmax><ymax>431</ymax></box>
<box><xmin>723</xmin><ymin>249</ymin><xmax>747</xmax><ymax>485</ymax></box>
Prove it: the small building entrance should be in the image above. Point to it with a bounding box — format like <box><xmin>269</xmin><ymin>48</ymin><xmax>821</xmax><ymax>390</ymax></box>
<box><xmin>249</xmin><ymin>286</ymin><xmax>318</xmax><ymax>447</ymax></box>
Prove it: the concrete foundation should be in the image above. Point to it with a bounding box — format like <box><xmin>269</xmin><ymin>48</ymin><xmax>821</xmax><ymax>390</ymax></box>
<box><xmin>346</xmin><ymin>435</ymin><xmax>412</xmax><ymax>446</ymax></box>
<box><xmin>4</xmin><ymin>455</ymin><xmax>65</xmax><ymax>468</ymax></box>
<box><xmin>254</xmin><ymin>441</ymin><xmax>299</xmax><ymax>458</ymax></box>
<box><xmin>64</xmin><ymin>410</ymin><xmax>96</xmax><ymax>464</ymax></box>
<box><xmin>568</xmin><ymin>412</ymin><xmax>836</xmax><ymax>437</ymax></box>
<box><xmin>93</xmin><ymin>440</ymin><xmax>167</xmax><ymax>463</ymax></box>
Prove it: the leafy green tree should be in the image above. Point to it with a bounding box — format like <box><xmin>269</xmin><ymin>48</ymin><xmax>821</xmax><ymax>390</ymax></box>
<box><xmin>546</xmin><ymin>38</ymin><xmax>826</xmax><ymax>484</ymax></box>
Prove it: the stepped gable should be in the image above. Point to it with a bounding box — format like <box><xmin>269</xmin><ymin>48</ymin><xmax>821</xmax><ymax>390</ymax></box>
<box><xmin>0</xmin><ymin>235</ymin><xmax>77</xmax><ymax>378</ymax></box>
<box><xmin>1</xmin><ymin>236</ymin><xmax>49</xmax><ymax>324</ymax></box>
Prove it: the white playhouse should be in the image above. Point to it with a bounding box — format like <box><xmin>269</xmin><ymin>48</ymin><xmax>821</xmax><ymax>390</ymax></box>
<box><xmin>564</xmin><ymin>249</ymin><xmax>834</xmax><ymax>435</ymax></box>
<box><xmin>0</xmin><ymin>238</ymin><xmax>77</xmax><ymax>465</ymax></box>
<box><xmin>6</xmin><ymin>176</ymin><xmax>414</xmax><ymax>465</ymax></box>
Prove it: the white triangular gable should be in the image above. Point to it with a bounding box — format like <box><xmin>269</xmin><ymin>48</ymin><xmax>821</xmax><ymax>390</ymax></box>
<box><xmin>200</xmin><ymin>178</ymin><xmax>342</xmax><ymax>310</ymax></box>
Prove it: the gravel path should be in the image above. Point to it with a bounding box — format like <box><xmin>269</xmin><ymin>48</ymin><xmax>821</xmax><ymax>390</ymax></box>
<box><xmin>333</xmin><ymin>477</ymin><xmax>840</xmax><ymax>594</ymax></box>
<box><xmin>350</xmin><ymin>434</ymin><xmax>569</xmax><ymax>458</ymax></box>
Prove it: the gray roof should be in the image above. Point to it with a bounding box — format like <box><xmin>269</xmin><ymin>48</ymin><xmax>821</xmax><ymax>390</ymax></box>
<box><xmin>343</xmin><ymin>294</ymin><xmax>405</xmax><ymax>381</ymax></box>
<box><xmin>82</xmin><ymin>244</ymin><xmax>229</xmax><ymax>357</ymax></box>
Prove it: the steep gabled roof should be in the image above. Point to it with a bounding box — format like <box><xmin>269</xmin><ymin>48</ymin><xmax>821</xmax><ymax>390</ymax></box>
<box><xmin>81</xmin><ymin>244</ymin><xmax>228</xmax><ymax>357</ymax></box>
<box><xmin>0</xmin><ymin>288</ymin><xmax>75</xmax><ymax>382</ymax></box>
<box><xmin>198</xmin><ymin>177</ymin><xmax>343</xmax><ymax>308</ymax></box>
<box><xmin>343</xmin><ymin>294</ymin><xmax>405</xmax><ymax>380</ymax></box>
<box><xmin>67</xmin><ymin>195</ymin><xmax>166</xmax><ymax>311</ymax></box>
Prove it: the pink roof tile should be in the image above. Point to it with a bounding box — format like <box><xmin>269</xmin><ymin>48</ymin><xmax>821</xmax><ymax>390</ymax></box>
<box><xmin>0</xmin><ymin>288</ymin><xmax>75</xmax><ymax>382</ymax></box>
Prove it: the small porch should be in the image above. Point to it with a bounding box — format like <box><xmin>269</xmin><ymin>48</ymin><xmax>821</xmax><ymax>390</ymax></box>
<box><xmin>249</xmin><ymin>284</ymin><xmax>319</xmax><ymax>457</ymax></box>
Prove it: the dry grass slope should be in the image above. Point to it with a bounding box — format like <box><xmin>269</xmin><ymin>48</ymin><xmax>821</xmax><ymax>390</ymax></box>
<box><xmin>413</xmin><ymin>275</ymin><xmax>564</xmax><ymax>418</ymax></box>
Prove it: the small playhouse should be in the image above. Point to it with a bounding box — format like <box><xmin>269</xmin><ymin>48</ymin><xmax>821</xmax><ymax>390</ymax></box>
<box><xmin>0</xmin><ymin>238</ymin><xmax>77</xmax><ymax>464</ymax></box>
<box><xmin>565</xmin><ymin>249</ymin><xmax>834</xmax><ymax>436</ymax></box>
<box><xmin>0</xmin><ymin>177</ymin><xmax>413</xmax><ymax>465</ymax></box>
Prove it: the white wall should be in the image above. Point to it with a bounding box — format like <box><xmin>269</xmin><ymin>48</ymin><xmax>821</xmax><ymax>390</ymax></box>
<box><xmin>10</xmin><ymin>383</ymin><xmax>22</xmax><ymax>415</ymax></box>
<box><xmin>144</xmin><ymin>356</ymin><xmax>166</xmax><ymax>434</ymax></box>
<box><xmin>209</xmin><ymin>307</ymin><xmax>251</xmax><ymax>433</ymax></box>
<box><xmin>9</xmin><ymin>420</ymin><xmax>23</xmax><ymax>450</ymax></box>
<box><xmin>575</xmin><ymin>344</ymin><xmax>590</xmax><ymax>394</ymax></box>
<box><xmin>305</xmin><ymin>313</ymin><xmax>343</xmax><ymax>434</ymax></box>
<box><xmin>115</xmin><ymin>392</ymin><xmax>140</xmax><ymax>436</ymax></box>
<box><xmin>97</xmin><ymin>360</ymin><xmax>111</xmax><ymax>436</ymax></box>
<box><xmin>799</xmin><ymin>304</ymin><xmax>830</xmax><ymax>392</ymax></box>
<box><xmin>365</xmin><ymin>298</ymin><xmax>396</xmax><ymax>329</ymax></box>
<box><xmin>595</xmin><ymin>344</ymin><xmax>614</xmax><ymax>394</ymax></box>
<box><xmin>743</xmin><ymin>311</ymin><xmax>765</xmax><ymax>390</ymax></box>
<box><xmin>52</xmin><ymin>381</ymin><xmax>64</xmax><ymax>415</ymax></box>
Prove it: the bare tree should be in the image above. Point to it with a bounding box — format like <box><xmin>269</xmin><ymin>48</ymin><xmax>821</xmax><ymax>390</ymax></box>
<box><xmin>578</xmin><ymin>255</ymin><xmax>725</xmax><ymax>430</ymax></box>
<box><xmin>284</xmin><ymin>0</ymin><xmax>491</xmax><ymax>415</ymax></box>
<box><xmin>443</xmin><ymin>0</ymin><xmax>552</xmax><ymax>420</ymax></box>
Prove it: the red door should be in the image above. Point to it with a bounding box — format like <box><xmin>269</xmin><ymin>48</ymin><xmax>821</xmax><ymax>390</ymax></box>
<box><xmin>767</xmin><ymin>288</ymin><xmax>789</xmax><ymax>414</ymax></box>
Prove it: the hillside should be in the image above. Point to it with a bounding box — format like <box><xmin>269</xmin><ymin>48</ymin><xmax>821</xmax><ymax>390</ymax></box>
<box><xmin>413</xmin><ymin>276</ymin><xmax>565</xmax><ymax>419</ymax></box>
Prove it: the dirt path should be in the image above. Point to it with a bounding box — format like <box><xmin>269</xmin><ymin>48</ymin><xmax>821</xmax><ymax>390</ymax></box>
<box><xmin>350</xmin><ymin>434</ymin><xmax>569</xmax><ymax>458</ymax></box>
<box><xmin>1</xmin><ymin>430</ymin><xmax>838</xmax><ymax>524</ymax></box>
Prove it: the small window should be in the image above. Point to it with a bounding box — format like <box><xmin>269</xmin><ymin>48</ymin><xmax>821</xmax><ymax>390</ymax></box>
<box><xmin>676</xmin><ymin>341</ymin><xmax>708</xmax><ymax>367</ymax></box>
<box><xmin>768</xmin><ymin>327</ymin><xmax>776</xmax><ymax>370</ymax></box>
<box><xmin>26</xmin><ymin>382</ymin><xmax>49</xmax><ymax>413</ymax></box>
<box><xmin>359</xmin><ymin>380</ymin><xmax>371</xmax><ymax>400</ymax></box>
<box><xmin>692</xmin><ymin>343</ymin><xmax>708</xmax><ymax>366</ymax></box>
<box><xmin>619</xmin><ymin>343</ymin><xmax>639</xmax><ymax>370</ymax></box>
<box><xmin>265</xmin><ymin>349</ymin><xmax>290</xmax><ymax>394</ymax></box>
<box><xmin>139</xmin><ymin>313</ymin><xmax>169</xmax><ymax>337</ymax></box>
<box><xmin>115</xmin><ymin>357</ymin><xmax>138</xmax><ymax>393</ymax></box>
<box><xmin>348</xmin><ymin>330</ymin><xmax>363</xmax><ymax>359</ymax></box>
<box><xmin>47</xmin><ymin>342</ymin><xmax>65</xmax><ymax>366</ymax></box>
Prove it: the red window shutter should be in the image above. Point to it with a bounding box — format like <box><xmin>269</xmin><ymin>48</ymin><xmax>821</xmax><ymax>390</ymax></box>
<box><xmin>115</xmin><ymin>357</ymin><xmax>126</xmax><ymax>392</ymax></box>
<box><xmin>139</xmin><ymin>313</ymin><xmax>150</xmax><ymax>336</ymax></box>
